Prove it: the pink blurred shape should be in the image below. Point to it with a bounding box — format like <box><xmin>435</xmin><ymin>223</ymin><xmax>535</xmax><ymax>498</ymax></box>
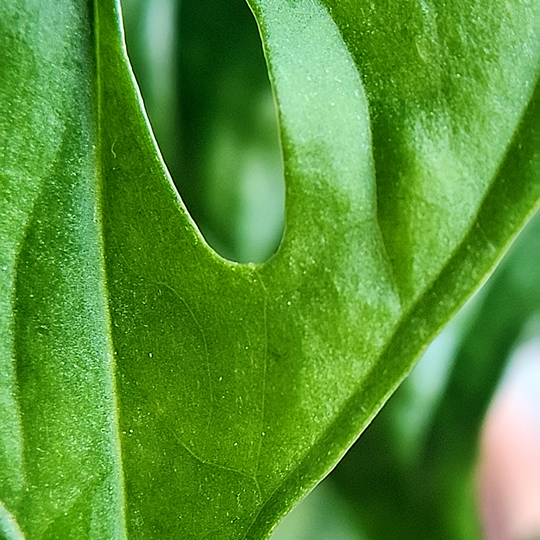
<box><xmin>477</xmin><ymin>338</ymin><xmax>540</xmax><ymax>540</ymax></box>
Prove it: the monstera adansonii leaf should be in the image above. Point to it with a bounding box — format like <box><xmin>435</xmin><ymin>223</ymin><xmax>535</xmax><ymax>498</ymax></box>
<box><xmin>0</xmin><ymin>0</ymin><xmax>538</xmax><ymax>538</ymax></box>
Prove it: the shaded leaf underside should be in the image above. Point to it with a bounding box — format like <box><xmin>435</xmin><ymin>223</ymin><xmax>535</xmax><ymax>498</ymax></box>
<box><xmin>0</xmin><ymin>0</ymin><xmax>539</xmax><ymax>539</ymax></box>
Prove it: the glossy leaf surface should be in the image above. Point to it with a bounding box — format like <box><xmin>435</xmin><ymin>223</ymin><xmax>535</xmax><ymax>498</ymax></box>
<box><xmin>0</xmin><ymin>0</ymin><xmax>539</xmax><ymax>539</ymax></box>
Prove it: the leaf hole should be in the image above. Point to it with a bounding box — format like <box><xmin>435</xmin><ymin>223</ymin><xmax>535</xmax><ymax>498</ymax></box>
<box><xmin>122</xmin><ymin>0</ymin><xmax>285</xmax><ymax>263</ymax></box>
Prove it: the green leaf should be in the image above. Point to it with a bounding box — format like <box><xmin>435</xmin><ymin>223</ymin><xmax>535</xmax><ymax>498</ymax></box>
<box><xmin>0</xmin><ymin>1</ymin><xmax>538</xmax><ymax>540</ymax></box>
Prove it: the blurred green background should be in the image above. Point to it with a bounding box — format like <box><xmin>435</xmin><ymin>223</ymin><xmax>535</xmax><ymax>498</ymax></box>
<box><xmin>120</xmin><ymin>0</ymin><xmax>540</xmax><ymax>538</ymax></box>
<box><xmin>121</xmin><ymin>0</ymin><xmax>284</xmax><ymax>264</ymax></box>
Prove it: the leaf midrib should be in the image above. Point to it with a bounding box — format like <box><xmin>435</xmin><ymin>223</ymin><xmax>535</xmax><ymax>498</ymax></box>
<box><xmin>93</xmin><ymin>0</ymin><xmax>128</xmax><ymax>536</ymax></box>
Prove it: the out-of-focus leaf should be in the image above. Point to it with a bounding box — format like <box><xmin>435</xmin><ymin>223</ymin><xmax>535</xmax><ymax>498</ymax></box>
<box><xmin>270</xmin><ymin>482</ymin><xmax>365</xmax><ymax>540</ymax></box>
<box><xmin>0</xmin><ymin>0</ymin><xmax>539</xmax><ymax>539</ymax></box>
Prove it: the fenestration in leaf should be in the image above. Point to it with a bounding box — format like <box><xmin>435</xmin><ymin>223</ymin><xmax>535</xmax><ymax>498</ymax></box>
<box><xmin>0</xmin><ymin>1</ymin><xmax>538</xmax><ymax>540</ymax></box>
